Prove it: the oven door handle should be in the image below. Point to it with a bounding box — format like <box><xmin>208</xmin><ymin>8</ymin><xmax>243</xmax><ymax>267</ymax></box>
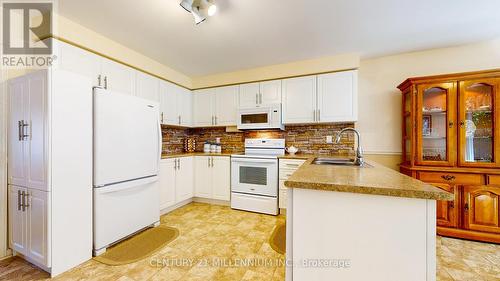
<box><xmin>231</xmin><ymin>158</ymin><xmax>277</xmax><ymax>164</ymax></box>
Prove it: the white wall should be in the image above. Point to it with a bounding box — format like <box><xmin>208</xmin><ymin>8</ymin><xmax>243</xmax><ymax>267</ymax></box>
<box><xmin>358</xmin><ymin>38</ymin><xmax>500</xmax><ymax>154</ymax></box>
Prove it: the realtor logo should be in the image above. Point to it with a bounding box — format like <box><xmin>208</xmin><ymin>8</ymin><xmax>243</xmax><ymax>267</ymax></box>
<box><xmin>1</xmin><ymin>0</ymin><xmax>56</xmax><ymax>68</ymax></box>
<box><xmin>2</xmin><ymin>1</ymin><xmax>52</xmax><ymax>54</ymax></box>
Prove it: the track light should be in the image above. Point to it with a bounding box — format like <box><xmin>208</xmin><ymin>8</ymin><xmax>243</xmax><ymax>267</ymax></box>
<box><xmin>179</xmin><ymin>0</ymin><xmax>216</xmax><ymax>25</ymax></box>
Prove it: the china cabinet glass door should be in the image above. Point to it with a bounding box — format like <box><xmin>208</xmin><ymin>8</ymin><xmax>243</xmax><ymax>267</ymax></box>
<box><xmin>458</xmin><ymin>78</ymin><xmax>500</xmax><ymax>167</ymax></box>
<box><xmin>416</xmin><ymin>83</ymin><xmax>456</xmax><ymax>166</ymax></box>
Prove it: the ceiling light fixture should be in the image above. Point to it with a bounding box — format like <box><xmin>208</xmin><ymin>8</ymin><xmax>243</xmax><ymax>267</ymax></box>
<box><xmin>180</xmin><ymin>0</ymin><xmax>217</xmax><ymax>25</ymax></box>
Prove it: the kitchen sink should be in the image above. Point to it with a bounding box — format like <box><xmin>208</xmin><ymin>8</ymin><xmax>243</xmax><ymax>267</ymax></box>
<box><xmin>312</xmin><ymin>157</ymin><xmax>373</xmax><ymax>168</ymax></box>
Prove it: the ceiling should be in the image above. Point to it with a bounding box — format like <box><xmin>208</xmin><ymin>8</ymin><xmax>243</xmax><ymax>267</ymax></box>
<box><xmin>59</xmin><ymin>0</ymin><xmax>500</xmax><ymax>77</ymax></box>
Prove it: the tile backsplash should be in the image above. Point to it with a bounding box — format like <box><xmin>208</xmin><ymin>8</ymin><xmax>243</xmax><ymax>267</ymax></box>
<box><xmin>161</xmin><ymin>123</ymin><xmax>355</xmax><ymax>155</ymax></box>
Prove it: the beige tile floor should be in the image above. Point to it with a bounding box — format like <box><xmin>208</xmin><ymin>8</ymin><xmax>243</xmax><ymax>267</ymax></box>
<box><xmin>0</xmin><ymin>202</ymin><xmax>499</xmax><ymax>281</ymax></box>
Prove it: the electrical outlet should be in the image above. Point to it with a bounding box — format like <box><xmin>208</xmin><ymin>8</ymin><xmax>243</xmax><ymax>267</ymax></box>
<box><xmin>326</xmin><ymin>136</ymin><xmax>333</xmax><ymax>144</ymax></box>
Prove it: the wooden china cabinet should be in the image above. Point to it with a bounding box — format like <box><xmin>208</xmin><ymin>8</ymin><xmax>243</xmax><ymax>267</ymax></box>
<box><xmin>398</xmin><ymin>69</ymin><xmax>500</xmax><ymax>243</ymax></box>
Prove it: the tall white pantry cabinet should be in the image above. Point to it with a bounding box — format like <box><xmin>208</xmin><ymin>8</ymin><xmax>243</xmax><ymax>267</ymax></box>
<box><xmin>7</xmin><ymin>69</ymin><xmax>92</xmax><ymax>276</ymax></box>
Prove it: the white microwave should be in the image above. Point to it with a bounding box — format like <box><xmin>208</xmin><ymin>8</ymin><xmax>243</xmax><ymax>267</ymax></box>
<box><xmin>237</xmin><ymin>104</ymin><xmax>284</xmax><ymax>130</ymax></box>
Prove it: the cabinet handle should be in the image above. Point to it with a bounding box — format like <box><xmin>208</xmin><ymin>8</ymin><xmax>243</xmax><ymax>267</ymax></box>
<box><xmin>161</xmin><ymin>113</ymin><xmax>164</xmax><ymax>123</ymax></box>
<box><xmin>440</xmin><ymin>175</ymin><xmax>456</xmax><ymax>181</ymax></box>
<box><xmin>17</xmin><ymin>190</ymin><xmax>22</xmax><ymax>211</ymax></box>
<box><xmin>211</xmin><ymin>116</ymin><xmax>214</xmax><ymax>125</ymax></box>
<box><xmin>104</xmin><ymin>76</ymin><xmax>108</xmax><ymax>89</ymax></box>
<box><xmin>448</xmin><ymin>121</ymin><xmax>454</xmax><ymax>128</ymax></box>
<box><xmin>318</xmin><ymin>109</ymin><xmax>320</xmax><ymax>122</ymax></box>
<box><xmin>214</xmin><ymin>116</ymin><xmax>217</xmax><ymax>125</ymax></box>
<box><xmin>211</xmin><ymin>157</ymin><xmax>214</xmax><ymax>167</ymax></box>
<box><xmin>464</xmin><ymin>203</ymin><xmax>469</xmax><ymax>211</ymax></box>
<box><xmin>21</xmin><ymin>191</ymin><xmax>26</xmax><ymax>212</ymax></box>
<box><xmin>459</xmin><ymin>120</ymin><xmax>465</xmax><ymax>127</ymax></box>
<box><xmin>178</xmin><ymin>159</ymin><xmax>181</xmax><ymax>170</ymax></box>
<box><xmin>285</xmin><ymin>163</ymin><xmax>299</xmax><ymax>167</ymax></box>
<box><xmin>259</xmin><ymin>93</ymin><xmax>262</xmax><ymax>104</ymax></box>
<box><xmin>23</xmin><ymin>192</ymin><xmax>30</xmax><ymax>209</ymax></box>
<box><xmin>256</xmin><ymin>93</ymin><xmax>258</xmax><ymax>105</ymax></box>
<box><xmin>449</xmin><ymin>201</ymin><xmax>454</xmax><ymax>208</ymax></box>
<box><xmin>98</xmin><ymin>75</ymin><xmax>102</xmax><ymax>87</ymax></box>
<box><xmin>208</xmin><ymin>157</ymin><xmax>210</xmax><ymax>167</ymax></box>
<box><xmin>178</xmin><ymin>116</ymin><xmax>181</xmax><ymax>125</ymax></box>
<box><xmin>18</xmin><ymin>121</ymin><xmax>23</xmax><ymax>141</ymax></box>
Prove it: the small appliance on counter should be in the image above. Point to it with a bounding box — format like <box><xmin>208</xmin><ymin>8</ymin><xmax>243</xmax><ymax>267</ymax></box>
<box><xmin>231</xmin><ymin>138</ymin><xmax>285</xmax><ymax>215</ymax></box>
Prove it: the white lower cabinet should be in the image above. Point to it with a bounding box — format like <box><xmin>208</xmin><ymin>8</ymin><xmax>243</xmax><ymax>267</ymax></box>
<box><xmin>278</xmin><ymin>159</ymin><xmax>306</xmax><ymax>209</ymax></box>
<box><xmin>194</xmin><ymin>156</ymin><xmax>230</xmax><ymax>201</ymax></box>
<box><xmin>8</xmin><ymin>185</ymin><xmax>50</xmax><ymax>267</ymax></box>
<box><xmin>176</xmin><ymin>157</ymin><xmax>194</xmax><ymax>202</ymax></box>
<box><xmin>159</xmin><ymin>157</ymin><xmax>194</xmax><ymax>211</ymax></box>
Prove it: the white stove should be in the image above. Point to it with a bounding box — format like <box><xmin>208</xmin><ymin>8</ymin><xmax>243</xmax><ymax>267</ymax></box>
<box><xmin>230</xmin><ymin>139</ymin><xmax>285</xmax><ymax>215</ymax></box>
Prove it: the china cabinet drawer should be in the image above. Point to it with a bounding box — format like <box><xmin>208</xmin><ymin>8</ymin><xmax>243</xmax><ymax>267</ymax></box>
<box><xmin>487</xmin><ymin>175</ymin><xmax>500</xmax><ymax>185</ymax></box>
<box><xmin>417</xmin><ymin>171</ymin><xmax>484</xmax><ymax>185</ymax></box>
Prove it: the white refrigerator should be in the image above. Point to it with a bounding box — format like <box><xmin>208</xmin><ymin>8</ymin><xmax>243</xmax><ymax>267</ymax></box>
<box><xmin>93</xmin><ymin>88</ymin><xmax>161</xmax><ymax>255</ymax></box>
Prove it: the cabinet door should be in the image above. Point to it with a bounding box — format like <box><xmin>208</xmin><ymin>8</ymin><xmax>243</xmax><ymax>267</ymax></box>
<box><xmin>282</xmin><ymin>76</ymin><xmax>317</xmax><ymax>124</ymax></box>
<box><xmin>178</xmin><ymin>87</ymin><xmax>192</xmax><ymax>127</ymax></box>
<box><xmin>192</xmin><ymin>89</ymin><xmax>215</xmax><ymax>127</ymax></box>
<box><xmin>101</xmin><ymin>59</ymin><xmax>136</xmax><ymax>95</ymax></box>
<box><xmin>212</xmin><ymin>157</ymin><xmax>230</xmax><ymax>201</ymax></box>
<box><xmin>27</xmin><ymin>72</ymin><xmax>48</xmax><ymax>190</ymax></box>
<box><xmin>458</xmin><ymin>78</ymin><xmax>500</xmax><ymax>168</ymax></box>
<box><xmin>239</xmin><ymin>82</ymin><xmax>260</xmax><ymax>107</ymax></box>
<box><xmin>175</xmin><ymin>157</ymin><xmax>194</xmax><ymax>202</ymax></box>
<box><xmin>194</xmin><ymin>157</ymin><xmax>213</xmax><ymax>198</ymax></box>
<box><xmin>463</xmin><ymin>185</ymin><xmax>500</xmax><ymax>234</ymax></box>
<box><xmin>159</xmin><ymin>159</ymin><xmax>176</xmax><ymax>210</ymax></box>
<box><xmin>260</xmin><ymin>80</ymin><xmax>282</xmax><ymax>105</ymax></box>
<box><xmin>135</xmin><ymin>72</ymin><xmax>160</xmax><ymax>102</ymax></box>
<box><xmin>8</xmin><ymin>77</ymin><xmax>27</xmax><ymax>187</ymax></box>
<box><xmin>27</xmin><ymin>189</ymin><xmax>49</xmax><ymax>266</ymax></box>
<box><xmin>56</xmin><ymin>41</ymin><xmax>102</xmax><ymax>87</ymax></box>
<box><xmin>416</xmin><ymin>82</ymin><xmax>457</xmax><ymax>166</ymax></box>
<box><xmin>159</xmin><ymin>81</ymin><xmax>178</xmax><ymax>125</ymax></box>
<box><xmin>430</xmin><ymin>183</ymin><xmax>459</xmax><ymax>228</ymax></box>
<box><xmin>8</xmin><ymin>185</ymin><xmax>27</xmax><ymax>255</ymax></box>
<box><xmin>317</xmin><ymin>70</ymin><xmax>358</xmax><ymax>122</ymax></box>
<box><xmin>215</xmin><ymin>86</ymin><xmax>239</xmax><ymax>126</ymax></box>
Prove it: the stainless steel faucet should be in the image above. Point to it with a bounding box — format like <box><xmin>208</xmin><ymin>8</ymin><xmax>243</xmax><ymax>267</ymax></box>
<box><xmin>335</xmin><ymin>128</ymin><xmax>364</xmax><ymax>166</ymax></box>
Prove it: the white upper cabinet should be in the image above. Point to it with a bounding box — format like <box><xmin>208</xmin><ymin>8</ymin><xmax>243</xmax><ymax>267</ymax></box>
<box><xmin>260</xmin><ymin>80</ymin><xmax>282</xmax><ymax>104</ymax></box>
<box><xmin>159</xmin><ymin>81</ymin><xmax>178</xmax><ymax>125</ymax></box>
<box><xmin>177</xmin><ymin>87</ymin><xmax>192</xmax><ymax>127</ymax></box>
<box><xmin>317</xmin><ymin>70</ymin><xmax>358</xmax><ymax>122</ymax></box>
<box><xmin>55</xmin><ymin>41</ymin><xmax>102</xmax><ymax>87</ymax></box>
<box><xmin>282</xmin><ymin>70</ymin><xmax>358</xmax><ymax>124</ymax></box>
<box><xmin>159</xmin><ymin>83</ymin><xmax>192</xmax><ymax>127</ymax></box>
<box><xmin>193</xmin><ymin>89</ymin><xmax>215</xmax><ymax>127</ymax></box>
<box><xmin>239</xmin><ymin>81</ymin><xmax>282</xmax><ymax>107</ymax></box>
<box><xmin>239</xmin><ymin>82</ymin><xmax>260</xmax><ymax>107</ymax></box>
<box><xmin>135</xmin><ymin>72</ymin><xmax>160</xmax><ymax>102</ymax></box>
<box><xmin>282</xmin><ymin>75</ymin><xmax>317</xmax><ymax>124</ymax></box>
<box><xmin>193</xmin><ymin>85</ymin><xmax>238</xmax><ymax>127</ymax></box>
<box><xmin>214</xmin><ymin>85</ymin><xmax>239</xmax><ymax>126</ymax></box>
<box><xmin>101</xmin><ymin>59</ymin><xmax>136</xmax><ymax>95</ymax></box>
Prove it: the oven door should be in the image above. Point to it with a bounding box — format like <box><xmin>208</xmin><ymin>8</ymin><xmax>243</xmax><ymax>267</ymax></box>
<box><xmin>231</xmin><ymin>157</ymin><xmax>278</xmax><ymax>197</ymax></box>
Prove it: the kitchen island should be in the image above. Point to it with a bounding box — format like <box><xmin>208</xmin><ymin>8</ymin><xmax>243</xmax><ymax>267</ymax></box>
<box><xmin>284</xmin><ymin>158</ymin><xmax>453</xmax><ymax>281</ymax></box>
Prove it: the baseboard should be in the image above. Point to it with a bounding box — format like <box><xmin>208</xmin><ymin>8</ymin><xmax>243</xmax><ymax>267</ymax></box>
<box><xmin>437</xmin><ymin>226</ymin><xmax>500</xmax><ymax>244</ymax></box>
<box><xmin>193</xmin><ymin>197</ymin><xmax>230</xmax><ymax>206</ymax></box>
<box><xmin>160</xmin><ymin>198</ymin><xmax>193</xmax><ymax>215</ymax></box>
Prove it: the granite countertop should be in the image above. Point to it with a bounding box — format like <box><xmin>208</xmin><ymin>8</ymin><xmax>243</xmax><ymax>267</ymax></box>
<box><xmin>284</xmin><ymin>157</ymin><xmax>454</xmax><ymax>201</ymax></box>
<box><xmin>161</xmin><ymin>152</ymin><xmax>242</xmax><ymax>159</ymax></box>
